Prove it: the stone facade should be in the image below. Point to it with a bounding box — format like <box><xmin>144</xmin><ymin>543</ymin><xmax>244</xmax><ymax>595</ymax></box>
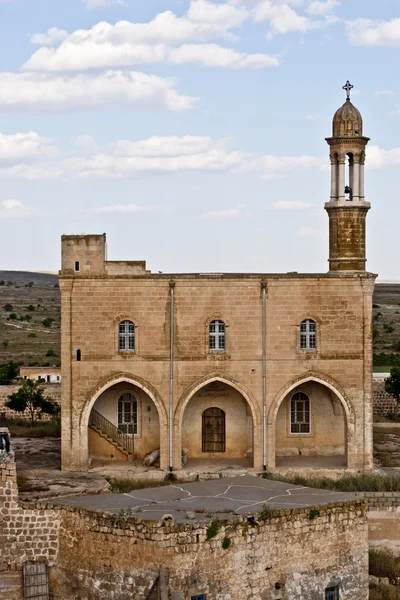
<box><xmin>59</xmin><ymin>238</ymin><xmax>375</xmax><ymax>473</ymax></box>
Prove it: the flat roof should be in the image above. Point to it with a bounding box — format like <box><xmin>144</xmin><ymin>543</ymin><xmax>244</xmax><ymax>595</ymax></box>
<box><xmin>52</xmin><ymin>475</ymin><xmax>359</xmax><ymax>523</ymax></box>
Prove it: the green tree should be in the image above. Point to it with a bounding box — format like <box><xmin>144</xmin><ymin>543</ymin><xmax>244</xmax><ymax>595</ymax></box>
<box><xmin>0</xmin><ymin>361</ymin><xmax>21</xmax><ymax>384</ymax></box>
<box><xmin>385</xmin><ymin>367</ymin><xmax>400</xmax><ymax>421</ymax></box>
<box><xmin>5</xmin><ymin>379</ymin><xmax>59</xmax><ymax>424</ymax></box>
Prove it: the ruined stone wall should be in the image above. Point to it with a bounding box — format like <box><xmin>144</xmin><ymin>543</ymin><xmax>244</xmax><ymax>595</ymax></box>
<box><xmin>0</xmin><ymin>457</ymin><xmax>60</xmax><ymax>599</ymax></box>
<box><xmin>0</xmin><ymin>384</ymin><xmax>61</xmax><ymax>420</ymax></box>
<box><xmin>47</xmin><ymin>498</ymin><xmax>368</xmax><ymax>600</ymax></box>
<box><xmin>373</xmin><ymin>376</ymin><xmax>396</xmax><ymax>417</ymax></box>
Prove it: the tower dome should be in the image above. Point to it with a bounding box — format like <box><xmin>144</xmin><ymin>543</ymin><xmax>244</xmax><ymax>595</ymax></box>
<box><xmin>332</xmin><ymin>99</ymin><xmax>363</xmax><ymax>137</ymax></box>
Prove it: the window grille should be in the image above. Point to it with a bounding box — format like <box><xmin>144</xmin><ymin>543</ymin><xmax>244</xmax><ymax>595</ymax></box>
<box><xmin>23</xmin><ymin>562</ymin><xmax>49</xmax><ymax>600</ymax></box>
<box><xmin>290</xmin><ymin>392</ymin><xmax>310</xmax><ymax>434</ymax></box>
<box><xmin>202</xmin><ymin>407</ymin><xmax>225</xmax><ymax>452</ymax></box>
<box><xmin>119</xmin><ymin>320</ymin><xmax>135</xmax><ymax>351</ymax></box>
<box><xmin>300</xmin><ymin>319</ymin><xmax>316</xmax><ymax>350</ymax></box>
<box><xmin>209</xmin><ymin>320</ymin><xmax>225</xmax><ymax>351</ymax></box>
<box><xmin>118</xmin><ymin>393</ymin><xmax>138</xmax><ymax>434</ymax></box>
<box><xmin>325</xmin><ymin>585</ymin><xmax>340</xmax><ymax>600</ymax></box>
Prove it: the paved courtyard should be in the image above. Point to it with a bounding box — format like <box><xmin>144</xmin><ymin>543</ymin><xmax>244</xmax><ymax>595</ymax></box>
<box><xmin>53</xmin><ymin>475</ymin><xmax>359</xmax><ymax>523</ymax></box>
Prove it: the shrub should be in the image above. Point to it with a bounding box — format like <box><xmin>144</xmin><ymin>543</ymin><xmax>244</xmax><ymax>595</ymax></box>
<box><xmin>3</xmin><ymin>303</ymin><xmax>13</xmax><ymax>311</ymax></box>
<box><xmin>107</xmin><ymin>477</ymin><xmax>170</xmax><ymax>494</ymax></box>
<box><xmin>369</xmin><ymin>583</ymin><xmax>400</xmax><ymax>600</ymax></box>
<box><xmin>392</xmin><ymin>341</ymin><xmax>400</xmax><ymax>352</ymax></box>
<box><xmin>259</xmin><ymin>503</ymin><xmax>274</xmax><ymax>521</ymax></box>
<box><xmin>28</xmin><ymin>333</ymin><xmax>37</xmax><ymax>338</ymax></box>
<box><xmin>309</xmin><ymin>509</ymin><xmax>320</xmax><ymax>520</ymax></box>
<box><xmin>206</xmin><ymin>520</ymin><xmax>220</xmax><ymax>540</ymax></box>
<box><xmin>384</xmin><ymin>324</ymin><xmax>394</xmax><ymax>334</ymax></box>
<box><xmin>8</xmin><ymin>313</ymin><xmax>17</xmax><ymax>320</ymax></box>
<box><xmin>26</xmin><ymin>305</ymin><xmax>35</xmax><ymax>311</ymax></box>
<box><xmin>373</xmin><ymin>304</ymin><xmax>381</xmax><ymax>309</ymax></box>
<box><xmin>46</xmin><ymin>349</ymin><xmax>56</xmax><ymax>357</ymax></box>
<box><xmin>369</xmin><ymin>549</ymin><xmax>400</xmax><ymax>585</ymax></box>
<box><xmin>42</xmin><ymin>318</ymin><xmax>54</xmax><ymax>328</ymax></box>
<box><xmin>268</xmin><ymin>473</ymin><xmax>400</xmax><ymax>492</ymax></box>
<box><xmin>222</xmin><ymin>536</ymin><xmax>231</xmax><ymax>550</ymax></box>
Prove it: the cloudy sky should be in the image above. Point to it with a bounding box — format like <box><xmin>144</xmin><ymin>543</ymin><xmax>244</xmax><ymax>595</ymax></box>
<box><xmin>0</xmin><ymin>0</ymin><xmax>399</xmax><ymax>277</ymax></box>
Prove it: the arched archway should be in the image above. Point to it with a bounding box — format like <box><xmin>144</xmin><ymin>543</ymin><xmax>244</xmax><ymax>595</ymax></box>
<box><xmin>267</xmin><ymin>373</ymin><xmax>355</xmax><ymax>469</ymax></box>
<box><xmin>176</xmin><ymin>375</ymin><xmax>261</xmax><ymax>470</ymax></box>
<box><xmin>80</xmin><ymin>374</ymin><xmax>168</xmax><ymax>469</ymax></box>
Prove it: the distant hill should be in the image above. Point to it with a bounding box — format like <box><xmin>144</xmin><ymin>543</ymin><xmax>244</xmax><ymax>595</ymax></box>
<box><xmin>0</xmin><ymin>271</ymin><xmax>399</xmax><ymax>368</ymax></box>
<box><xmin>0</xmin><ymin>271</ymin><xmax>60</xmax><ymax>368</ymax></box>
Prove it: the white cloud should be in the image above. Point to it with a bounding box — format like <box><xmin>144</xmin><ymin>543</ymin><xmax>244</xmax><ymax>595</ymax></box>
<box><xmin>83</xmin><ymin>0</ymin><xmax>124</xmax><ymax>8</ymax></box>
<box><xmin>89</xmin><ymin>203</ymin><xmax>156</xmax><ymax>214</ymax></box>
<box><xmin>269</xmin><ymin>200</ymin><xmax>315</xmax><ymax>210</ymax></box>
<box><xmin>25</xmin><ymin>40</ymin><xmax>278</xmax><ymax>71</ymax></box>
<box><xmin>347</xmin><ymin>18</ymin><xmax>400</xmax><ymax>46</ymax></box>
<box><xmin>0</xmin><ymin>71</ymin><xmax>195</xmax><ymax>113</ymax></box>
<box><xmin>373</xmin><ymin>90</ymin><xmax>394</xmax><ymax>97</ymax></box>
<box><xmin>24</xmin><ymin>2</ymin><xmax>262</xmax><ymax>73</ymax></box>
<box><xmin>367</xmin><ymin>145</ymin><xmax>400</xmax><ymax>169</ymax></box>
<box><xmin>252</xmin><ymin>1</ymin><xmax>319</xmax><ymax>36</ymax></box>
<box><xmin>2</xmin><ymin>133</ymin><xmax>399</xmax><ymax>183</ymax></box>
<box><xmin>306</xmin><ymin>0</ymin><xmax>339</xmax><ymax>16</ymax></box>
<box><xmin>31</xmin><ymin>27</ymin><xmax>68</xmax><ymax>46</ymax></box>
<box><xmin>168</xmin><ymin>43</ymin><xmax>278</xmax><ymax>68</ymax></box>
<box><xmin>198</xmin><ymin>204</ymin><xmax>246</xmax><ymax>219</ymax></box>
<box><xmin>0</xmin><ymin>131</ymin><xmax>58</xmax><ymax>162</ymax></box>
<box><xmin>0</xmin><ymin>200</ymin><xmax>41</xmax><ymax>219</ymax></box>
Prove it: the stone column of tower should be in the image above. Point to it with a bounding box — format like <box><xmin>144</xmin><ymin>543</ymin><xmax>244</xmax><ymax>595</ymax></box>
<box><xmin>325</xmin><ymin>82</ymin><xmax>370</xmax><ymax>271</ymax></box>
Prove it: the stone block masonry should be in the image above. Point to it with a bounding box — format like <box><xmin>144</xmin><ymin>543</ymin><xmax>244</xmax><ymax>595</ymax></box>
<box><xmin>0</xmin><ymin>384</ymin><xmax>61</xmax><ymax>420</ymax></box>
<box><xmin>0</xmin><ymin>456</ymin><xmax>60</xmax><ymax>599</ymax></box>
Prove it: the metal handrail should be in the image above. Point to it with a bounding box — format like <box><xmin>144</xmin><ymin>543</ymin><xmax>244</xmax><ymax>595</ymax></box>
<box><xmin>89</xmin><ymin>409</ymin><xmax>134</xmax><ymax>456</ymax></box>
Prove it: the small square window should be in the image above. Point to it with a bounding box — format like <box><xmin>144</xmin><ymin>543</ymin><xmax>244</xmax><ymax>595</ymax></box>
<box><xmin>325</xmin><ymin>585</ymin><xmax>340</xmax><ymax>600</ymax></box>
<box><xmin>74</xmin><ymin>261</ymin><xmax>80</xmax><ymax>272</ymax></box>
<box><xmin>191</xmin><ymin>596</ymin><xmax>206</xmax><ymax>600</ymax></box>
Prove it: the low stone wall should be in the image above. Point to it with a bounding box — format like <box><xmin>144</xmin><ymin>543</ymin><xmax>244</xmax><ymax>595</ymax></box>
<box><xmin>373</xmin><ymin>376</ymin><xmax>396</xmax><ymax>417</ymax></box>
<box><xmin>0</xmin><ymin>456</ymin><xmax>60</xmax><ymax>599</ymax></box>
<box><xmin>364</xmin><ymin>492</ymin><xmax>400</xmax><ymax>556</ymax></box>
<box><xmin>0</xmin><ymin>456</ymin><xmax>369</xmax><ymax>600</ymax></box>
<box><xmin>0</xmin><ymin>384</ymin><xmax>61</xmax><ymax>420</ymax></box>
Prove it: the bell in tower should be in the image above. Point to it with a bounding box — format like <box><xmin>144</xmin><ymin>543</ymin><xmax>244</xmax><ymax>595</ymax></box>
<box><xmin>325</xmin><ymin>81</ymin><xmax>371</xmax><ymax>271</ymax></box>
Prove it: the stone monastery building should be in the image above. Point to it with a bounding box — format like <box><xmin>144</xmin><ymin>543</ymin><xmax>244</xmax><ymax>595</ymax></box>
<box><xmin>60</xmin><ymin>84</ymin><xmax>375</xmax><ymax>474</ymax></box>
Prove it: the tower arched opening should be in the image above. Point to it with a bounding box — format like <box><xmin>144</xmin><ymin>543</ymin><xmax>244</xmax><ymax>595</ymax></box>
<box><xmin>275</xmin><ymin>380</ymin><xmax>347</xmax><ymax>469</ymax></box>
<box><xmin>181</xmin><ymin>381</ymin><xmax>254</xmax><ymax>469</ymax></box>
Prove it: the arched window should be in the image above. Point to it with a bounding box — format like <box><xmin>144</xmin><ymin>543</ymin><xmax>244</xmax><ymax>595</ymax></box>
<box><xmin>118</xmin><ymin>393</ymin><xmax>138</xmax><ymax>434</ymax></box>
<box><xmin>202</xmin><ymin>407</ymin><xmax>225</xmax><ymax>452</ymax></box>
<box><xmin>300</xmin><ymin>319</ymin><xmax>316</xmax><ymax>350</ymax></box>
<box><xmin>76</xmin><ymin>349</ymin><xmax>81</xmax><ymax>361</ymax></box>
<box><xmin>118</xmin><ymin>320</ymin><xmax>135</xmax><ymax>351</ymax></box>
<box><xmin>209</xmin><ymin>320</ymin><xmax>225</xmax><ymax>351</ymax></box>
<box><xmin>290</xmin><ymin>392</ymin><xmax>310</xmax><ymax>434</ymax></box>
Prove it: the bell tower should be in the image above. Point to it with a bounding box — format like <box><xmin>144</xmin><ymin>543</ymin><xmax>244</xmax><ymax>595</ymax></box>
<box><xmin>325</xmin><ymin>81</ymin><xmax>370</xmax><ymax>271</ymax></box>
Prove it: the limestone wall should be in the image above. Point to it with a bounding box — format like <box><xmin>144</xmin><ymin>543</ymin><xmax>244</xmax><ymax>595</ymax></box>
<box><xmin>0</xmin><ymin>384</ymin><xmax>61</xmax><ymax>420</ymax></box>
<box><xmin>365</xmin><ymin>492</ymin><xmax>400</xmax><ymax>556</ymax></box>
<box><xmin>373</xmin><ymin>376</ymin><xmax>396</xmax><ymax>417</ymax></box>
<box><xmin>48</xmin><ymin>499</ymin><xmax>368</xmax><ymax>600</ymax></box>
<box><xmin>0</xmin><ymin>457</ymin><xmax>60</xmax><ymax>599</ymax></box>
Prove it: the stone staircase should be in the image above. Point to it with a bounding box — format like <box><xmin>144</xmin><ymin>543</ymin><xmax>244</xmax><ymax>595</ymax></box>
<box><xmin>89</xmin><ymin>409</ymin><xmax>134</xmax><ymax>459</ymax></box>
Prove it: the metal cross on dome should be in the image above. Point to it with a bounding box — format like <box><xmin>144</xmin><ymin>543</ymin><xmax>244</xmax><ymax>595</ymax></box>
<box><xmin>342</xmin><ymin>80</ymin><xmax>354</xmax><ymax>100</ymax></box>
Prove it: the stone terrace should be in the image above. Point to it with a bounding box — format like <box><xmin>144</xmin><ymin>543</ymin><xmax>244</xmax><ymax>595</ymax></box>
<box><xmin>53</xmin><ymin>474</ymin><xmax>359</xmax><ymax>523</ymax></box>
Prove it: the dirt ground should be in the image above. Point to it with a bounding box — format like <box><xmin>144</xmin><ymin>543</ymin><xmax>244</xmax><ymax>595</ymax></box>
<box><xmin>373</xmin><ymin>428</ymin><xmax>400</xmax><ymax>468</ymax></box>
<box><xmin>13</xmin><ymin>438</ymin><xmax>109</xmax><ymax>501</ymax></box>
